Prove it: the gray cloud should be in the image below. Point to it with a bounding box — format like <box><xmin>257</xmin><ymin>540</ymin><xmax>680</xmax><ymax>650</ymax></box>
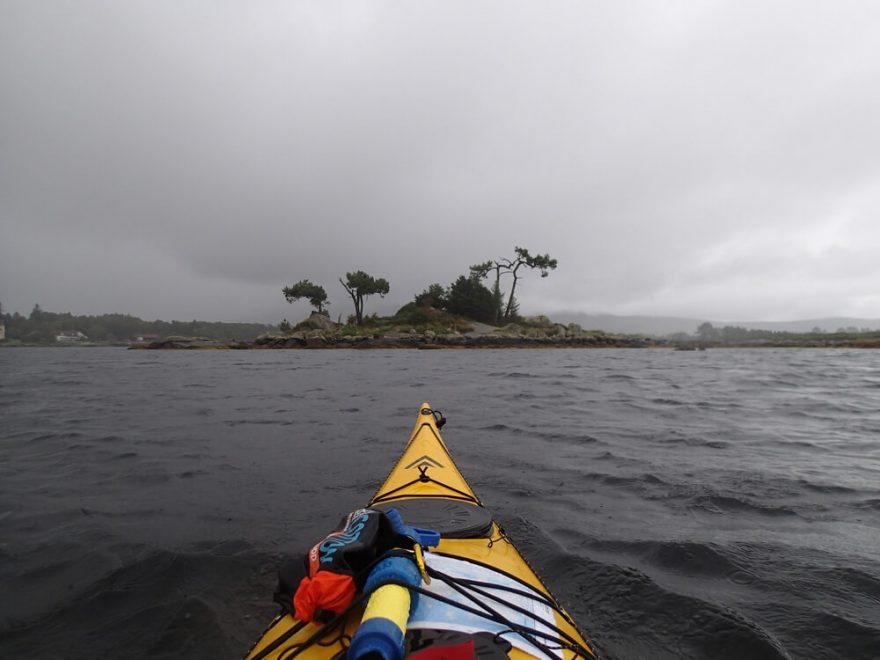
<box><xmin>2</xmin><ymin>1</ymin><xmax>879</xmax><ymax>323</ymax></box>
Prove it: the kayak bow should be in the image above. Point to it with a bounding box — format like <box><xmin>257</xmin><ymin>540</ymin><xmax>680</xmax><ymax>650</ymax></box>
<box><xmin>246</xmin><ymin>403</ymin><xmax>596</xmax><ymax>660</ymax></box>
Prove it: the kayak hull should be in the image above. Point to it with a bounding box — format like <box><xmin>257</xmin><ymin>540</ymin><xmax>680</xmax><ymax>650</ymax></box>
<box><xmin>246</xmin><ymin>404</ymin><xmax>594</xmax><ymax>659</ymax></box>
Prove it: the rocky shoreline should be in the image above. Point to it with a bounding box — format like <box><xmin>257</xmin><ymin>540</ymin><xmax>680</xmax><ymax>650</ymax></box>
<box><xmin>129</xmin><ymin>333</ymin><xmax>880</xmax><ymax>350</ymax></box>
<box><xmin>260</xmin><ymin>332</ymin><xmax>659</xmax><ymax>349</ymax></box>
<box><xmin>133</xmin><ymin>333</ymin><xmax>660</xmax><ymax>350</ymax></box>
<box><xmin>127</xmin><ymin>313</ymin><xmax>880</xmax><ymax>350</ymax></box>
<box><xmin>126</xmin><ymin>312</ymin><xmax>664</xmax><ymax>349</ymax></box>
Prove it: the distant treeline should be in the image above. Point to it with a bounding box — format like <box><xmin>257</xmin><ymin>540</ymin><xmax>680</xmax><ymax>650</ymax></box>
<box><xmin>0</xmin><ymin>305</ymin><xmax>276</xmax><ymax>344</ymax></box>
<box><xmin>679</xmin><ymin>322</ymin><xmax>880</xmax><ymax>344</ymax></box>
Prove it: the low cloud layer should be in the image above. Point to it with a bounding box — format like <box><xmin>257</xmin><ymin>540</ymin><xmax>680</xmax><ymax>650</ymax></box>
<box><xmin>2</xmin><ymin>1</ymin><xmax>879</xmax><ymax>323</ymax></box>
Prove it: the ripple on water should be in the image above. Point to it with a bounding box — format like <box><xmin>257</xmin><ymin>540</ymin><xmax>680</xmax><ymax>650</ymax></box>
<box><xmin>1</xmin><ymin>347</ymin><xmax>879</xmax><ymax>659</ymax></box>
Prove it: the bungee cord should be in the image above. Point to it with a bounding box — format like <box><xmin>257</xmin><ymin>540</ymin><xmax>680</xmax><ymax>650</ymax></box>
<box><xmin>253</xmin><ymin>555</ymin><xmax>597</xmax><ymax>660</ymax></box>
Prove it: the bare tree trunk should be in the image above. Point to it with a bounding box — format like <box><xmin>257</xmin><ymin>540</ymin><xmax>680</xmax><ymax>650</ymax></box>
<box><xmin>492</xmin><ymin>265</ymin><xmax>503</xmax><ymax>325</ymax></box>
<box><xmin>340</xmin><ymin>278</ymin><xmax>363</xmax><ymax>325</ymax></box>
<box><xmin>503</xmin><ymin>264</ymin><xmax>523</xmax><ymax>320</ymax></box>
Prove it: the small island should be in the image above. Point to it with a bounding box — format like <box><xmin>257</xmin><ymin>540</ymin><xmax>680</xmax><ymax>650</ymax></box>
<box><xmin>4</xmin><ymin>245</ymin><xmax>879</xmax><ymax>349</ymax></box>
<box><xmin>132</xmin><ymin>312</ymin><xmax>658</xmax><ymax>350</ymax></box>
<box><xmin>134</xmin><ymin>248</ymin><xmax>660</xmax><ymax>350</ymax></box>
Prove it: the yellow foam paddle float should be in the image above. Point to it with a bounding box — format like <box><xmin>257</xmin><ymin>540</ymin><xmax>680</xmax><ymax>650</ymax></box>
<box><xmin>246</xmin><ymin>403</ymin><xmax>597</xmax><ymax>660</ymax></box>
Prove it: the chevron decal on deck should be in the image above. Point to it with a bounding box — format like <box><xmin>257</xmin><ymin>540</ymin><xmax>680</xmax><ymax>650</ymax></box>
<box><xmin>404</xmin><ymin>455</ymin><xmax>445</xmax><ymax>471</ymax></box>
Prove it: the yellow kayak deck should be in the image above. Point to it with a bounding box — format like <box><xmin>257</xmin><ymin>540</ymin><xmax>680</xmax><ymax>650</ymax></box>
<box><xmin>246</xmin><ymin>403</ymin><xmax>596</xmax><ymax>660</ymax></box>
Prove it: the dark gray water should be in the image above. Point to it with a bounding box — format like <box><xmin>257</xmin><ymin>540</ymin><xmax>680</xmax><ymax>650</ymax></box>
<box><xmin>1</xmin><ymin>347</ymin><xmax>879</xmax><ymax>659</ymax></box>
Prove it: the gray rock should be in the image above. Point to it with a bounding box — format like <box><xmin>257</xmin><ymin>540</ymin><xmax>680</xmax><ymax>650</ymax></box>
<box><xmin>303</xmin><ymin>312</ymin><xmax>338</xmax><ymax>332</ymax></box>
<box><xmin>524</xmin><ymin>315</ymin><xmax>552</xmax><ymax>327</ymax></box>
<box><xmin>493</xmin><ymin>323</ymin><xmax>524</xmax><ymax>337</ymax></box>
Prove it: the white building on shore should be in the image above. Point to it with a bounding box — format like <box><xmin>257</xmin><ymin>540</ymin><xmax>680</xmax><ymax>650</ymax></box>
<box><xmin>55</xmin><ymin>331</ymin><xmax>87</xmax><ymax>342</ymax></box>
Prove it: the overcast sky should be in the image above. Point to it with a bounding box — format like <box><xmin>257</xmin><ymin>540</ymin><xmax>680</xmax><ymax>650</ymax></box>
<box><xmin>2</xmin><ymin>1</ymin><xmax>879</xmax><ymax>324</ymax></box>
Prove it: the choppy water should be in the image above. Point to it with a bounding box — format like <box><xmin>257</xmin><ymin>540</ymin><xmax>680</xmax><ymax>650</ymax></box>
<box><xmin>1</xmin><ymin>347</ymin><xmax>879</xmax><ymax>659</ymax></box>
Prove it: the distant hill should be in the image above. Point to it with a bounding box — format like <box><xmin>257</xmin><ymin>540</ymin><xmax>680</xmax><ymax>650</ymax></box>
<box><xmin>551</xmin><ymin>312</ymin><xmax>880</xmax><ymax>336</ymax></box>
<box><xmin>0</xmin><ymin>307</ymin><xmax>276</xmax><ymax>344</ymax></box>
<box><xmin>552</xmin><ymin>313</ymin><xmax>708</xmax><ymax>336</ymax></box>
<box><xmin>718</xmin><ymin>317</ymin><xmax>880</xmax><ymax>333</ymax></box>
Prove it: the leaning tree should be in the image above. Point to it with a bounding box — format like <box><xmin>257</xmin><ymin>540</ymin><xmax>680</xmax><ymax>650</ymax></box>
<box><xmin>282</xmin><ymin>279</ymin><xmax>329</xmax><ymax>313</ymax></box>
<box><xmin>471</xmin><ymin>247</ymin><xmax>558</xmax><ymax>323</ymax></box>
<box><xmin>339</xmin><ymin>271</ymin><xmax>390</xmax><ymax>325</ymax></box>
